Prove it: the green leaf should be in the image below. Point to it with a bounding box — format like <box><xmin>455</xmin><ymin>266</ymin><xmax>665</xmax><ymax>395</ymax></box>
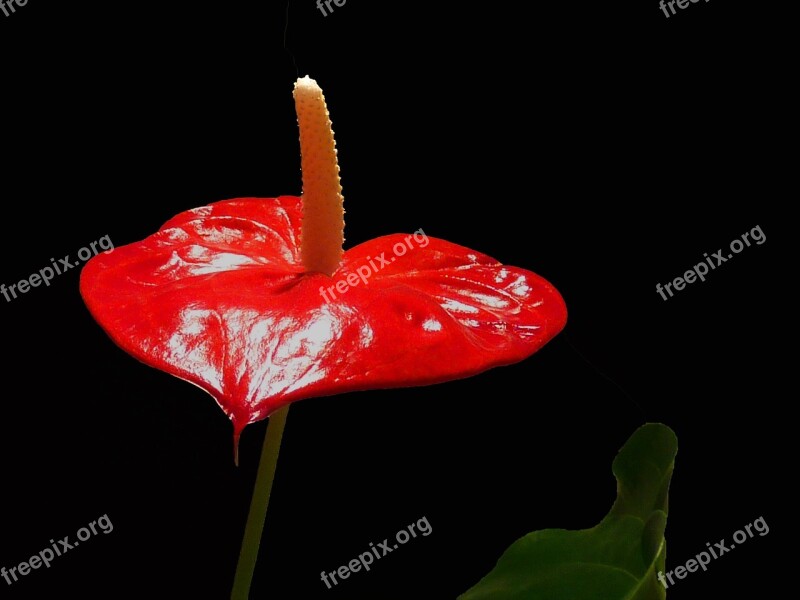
<box><xmin>459</xmin><ymin>423</ymin><xmax>678</xmax><ymax>600</ymax></box>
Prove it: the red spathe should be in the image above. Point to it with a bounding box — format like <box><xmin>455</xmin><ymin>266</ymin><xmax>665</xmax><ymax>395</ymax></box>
<box><xmin>80</xmin><ymin>197</ymin><xmax>567</xmax><ymax>440</ymax></box>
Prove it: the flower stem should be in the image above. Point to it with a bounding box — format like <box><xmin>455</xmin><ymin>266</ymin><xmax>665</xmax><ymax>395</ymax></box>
<box><xmin>230</xmin><ymin>405</ymin><xmax>290</xmax><ymax>600</ymax></box>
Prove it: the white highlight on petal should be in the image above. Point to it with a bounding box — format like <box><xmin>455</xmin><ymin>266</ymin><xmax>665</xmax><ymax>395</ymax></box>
<box><xmin>422</xmin><ymin>318</ymin><xmax>443</xmax><ymax>332</ymax></box>
<box><xmin>441</xmin><ymin>298</ymin><xmax>480</xmax><ymax>314</ymax></box>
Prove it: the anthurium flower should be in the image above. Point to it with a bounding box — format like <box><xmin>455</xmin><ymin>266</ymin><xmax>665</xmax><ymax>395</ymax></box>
<box><xmin>80</xmin><ymin>77</ymin><xmax>567</xmax><ymax>447</ymax></box>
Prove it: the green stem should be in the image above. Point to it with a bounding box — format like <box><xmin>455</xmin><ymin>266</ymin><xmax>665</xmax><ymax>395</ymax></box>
<box><xmin>231</xmin><ymin>405</ymin><xmax>290</xmax><ymax>600</ymax></box>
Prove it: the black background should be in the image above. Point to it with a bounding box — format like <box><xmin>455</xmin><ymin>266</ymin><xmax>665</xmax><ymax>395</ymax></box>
<box><xmin>0</xmin><ymin>1</ymin><xmax>785</xmax><ymax>598</ymax></box>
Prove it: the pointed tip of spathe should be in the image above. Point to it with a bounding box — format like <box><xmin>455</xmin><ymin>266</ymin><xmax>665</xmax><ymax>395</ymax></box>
<box><xmin>232</xmin><ymin>420</ymin><xmax>246</xmax><ymax>467</ymax></box>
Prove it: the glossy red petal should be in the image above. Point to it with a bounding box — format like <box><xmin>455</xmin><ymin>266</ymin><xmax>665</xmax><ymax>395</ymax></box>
<box><xmin>80</xmin><ymin>197</ymin><xmax>566</xmax><ymax>436</ymax></box>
